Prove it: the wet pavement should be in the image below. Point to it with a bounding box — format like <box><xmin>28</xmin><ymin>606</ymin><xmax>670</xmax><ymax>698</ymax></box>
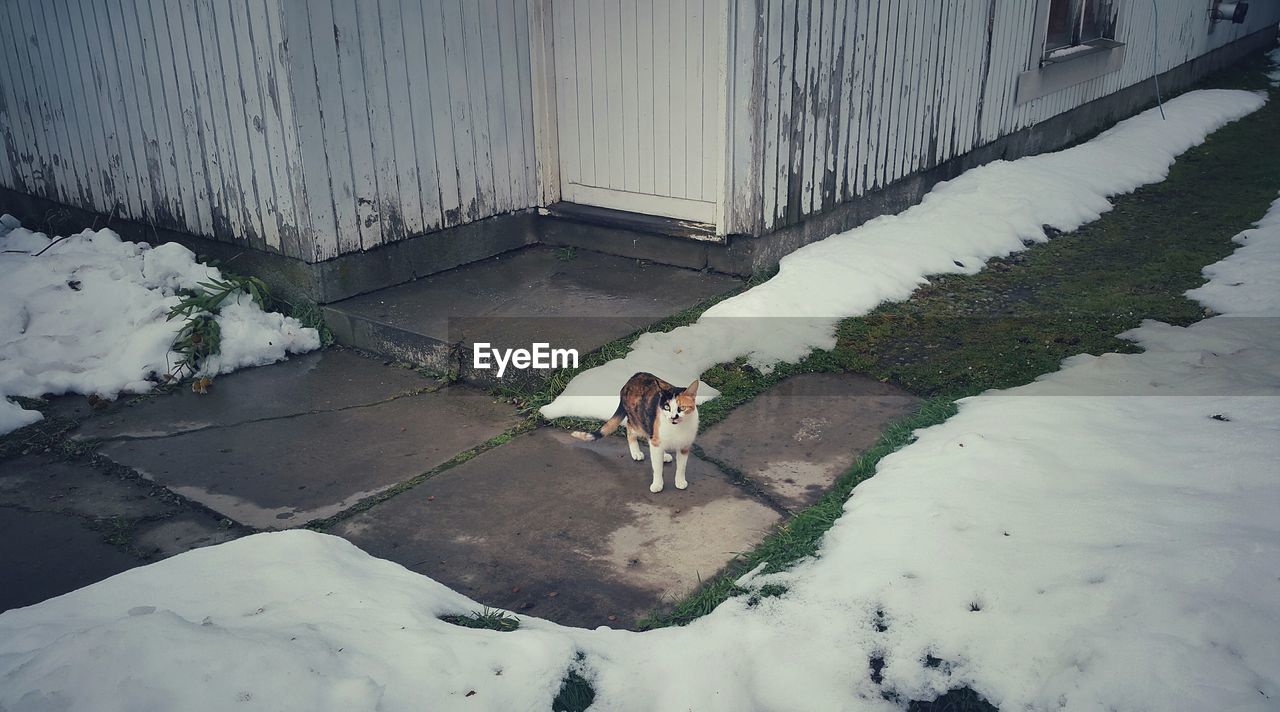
<box><xmin>0</xmin><ymin>455</ymin><xmax>235</xmax><ymax>611</ymax></box>
<box><xmin>334</xmin><ymin>427</ymin><xmax>781</xmax><ymax>628</ymax></box>
<box><xmin>5</xmin><ymin>259</ymin><xmax>916</xmax><ymax>622</ymax></box>
<box><xmin>697</xmin><ymin>374</ymin><xmax>921</xmax><ymax>511</ymax></box>
<box><xmin>4</xmin><ymin>349</ymin><xmax>917</xmax><ymax>624</ymax></box>
<box><xmin>97</xmin><ymin>386</ymin><xmax>517</xmax><ymax>529</ymax></box>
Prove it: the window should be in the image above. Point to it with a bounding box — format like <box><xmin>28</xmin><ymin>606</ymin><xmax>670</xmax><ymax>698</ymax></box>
<box><xmin>1042</xmin><ymin>0</ymin><xmax>1118</xmax><ymax>61</ymax></box>
<box><xmin>1016</xmin><ymin>0</ymin><xmax>1126</xmax><ymax>103</ymax></box>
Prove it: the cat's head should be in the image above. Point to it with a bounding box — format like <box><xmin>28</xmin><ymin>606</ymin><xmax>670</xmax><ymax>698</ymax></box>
<box><xmin>661</xmin><ymin>380</ymin><xmax>700</xmax><ymax>426</ymax></box>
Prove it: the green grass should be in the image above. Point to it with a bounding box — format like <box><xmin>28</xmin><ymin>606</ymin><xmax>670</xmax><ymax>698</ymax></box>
<box><xmin>551</xmin><ymin>659</ymin><xmax>596</xmax><ymax>712</ymax></box>
<box><xmin>289</xmin><ymin>300</ymin><xmax>336</xmax><ymax>347</ymax></box>
<box><xmin>828</xmin><ymin>79</ymin><xmax>1280</xmax><ymax>399</ymax></box>
<box><xmin>908</xmin><ymin>688</ymin><xmax>998</xmax><ymax>712</ymax></box>
<box><xmin>94</xmin><ymin>515</ymin><xmax>137</xmax><ymax>548</ymax></box>
<box><xmin>439</xmin><ymin>607</ymin><xmax>521</xmax><ymax>632</ymax></box>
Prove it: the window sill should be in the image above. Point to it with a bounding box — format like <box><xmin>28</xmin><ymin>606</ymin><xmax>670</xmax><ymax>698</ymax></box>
<box><xmin>1017</xmin><ymin>40</ymin><xmax>1126</xmax><ymax>104</ymax></box>
<box><xmin>1041</xmin><ymin>38</ymin><xmax>1125</xmax><ymax>66</ymax></box>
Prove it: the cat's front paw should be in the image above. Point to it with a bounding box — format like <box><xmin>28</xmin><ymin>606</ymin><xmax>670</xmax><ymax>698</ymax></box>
<box><xmin>649</xmin><ymin>481</ymin><xmax>664</xmax><ymax>493</ymax></box>
<box><xmin>662</xmin><ymin>453</ymin><xmax>673</xmax><ymax>463</ymax></box>
<box><xmin>675</xmin><ymin>479</ymin><xmax>688</xmax><ymax>490</ymax></box>
<box><xmin>630</xmin><ymin>451</ymin><xmax>644</xmax><ymax>462</ymax></box>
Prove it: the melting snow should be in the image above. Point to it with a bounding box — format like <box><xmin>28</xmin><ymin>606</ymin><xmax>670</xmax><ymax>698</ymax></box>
<box><xmin>3</xmin><ymin>90</ymin><xmax>1279</xmax><ymax>711</ymax></box>
<box><xmin>0</xmin><ymin>222</ymin><xmax>321</xmax><ymax>435</ymax></box>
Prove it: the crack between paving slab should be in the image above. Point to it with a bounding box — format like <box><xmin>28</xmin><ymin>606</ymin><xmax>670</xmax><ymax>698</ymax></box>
<box><xmin>84</xmin><ymin>451</ymin><xmax>262</xmax><ymax>537</ymax></box>
<box><xmin>1</xmin><ymin>412</ymin><xmax>265</xmax><ymax>543</ymax></box>
<box><xmin>301</xmin><ymin>419</ymin><xmax>539</xmax><ymax>531</ymax></box>
<box><xmin>86</xmin><ymin>382</ymin><xmax>450</xmax><ymax>443</ymax></box>
<box><xmin>690</xmin><ymin>445</ymin><xmax>794</xmax><ymax>518</ymax></box>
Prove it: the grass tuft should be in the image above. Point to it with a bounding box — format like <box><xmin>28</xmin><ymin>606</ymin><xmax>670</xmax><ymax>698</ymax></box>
<box><xmin>439</xmin><ymin>607</ymin><xmax>520</xmax><ymax>632</ymax></box>
<box><xmin>907</xmin><ymin>687</ymin><xmax>998</xmax><ymax>712</ymax></box>
<box><xmin>289</xmin><ymin>300</ymin><xmax>335</xmax><ymax>347</ymax></box>
<box><xmin>551</xmin><ymin>656</ymin><xmax>596</xmax><ymax>712</ymax></box>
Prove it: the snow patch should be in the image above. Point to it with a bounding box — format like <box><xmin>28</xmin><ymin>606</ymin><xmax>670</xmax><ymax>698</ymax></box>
<box><xmin>4</xmin><ymin>102</ymin><xmax>1280</xmax><ymax>712</ymax></box>
<box><xmin>0</xmin><ymin>220</ymin><xmax>321</xmax><ymax>435</ymax></box>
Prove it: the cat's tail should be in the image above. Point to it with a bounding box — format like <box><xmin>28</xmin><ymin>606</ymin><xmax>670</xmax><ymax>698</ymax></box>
<box><xmin>571</xmin><ymin>402</ymin><xmax>626</xmax><ymax>442</ymax></box>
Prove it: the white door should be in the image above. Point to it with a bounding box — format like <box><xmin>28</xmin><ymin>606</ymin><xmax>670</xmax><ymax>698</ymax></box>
<box><xmin>551</xmin><ymin>0</ymin><xmax>724</xmax><ymax>224</ymax></box>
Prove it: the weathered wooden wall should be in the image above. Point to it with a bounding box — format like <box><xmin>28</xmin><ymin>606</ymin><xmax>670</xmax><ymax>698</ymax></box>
<box><xmin>3</xmin><ymin>1</ymin><xmax>1276</xmax><ymax>260</ymax></box>
<box><xmin>279</xmin><ymin>0</ymin><xmax>539</xmax><ymax>261</ymax></box>
<box><xmin>0</xmin><ymin>0</ymin><xmax>313</xmax><ymax>257</ymax></box>
<box><xmin>0</xmin><ymin>0</ymin><xmax>540</xmax><ymax>263</ymax></box>
<box><xmin>725</xmin><ymin>0</ymin><xmax>1280</xmax><ymax>235</ymax></box>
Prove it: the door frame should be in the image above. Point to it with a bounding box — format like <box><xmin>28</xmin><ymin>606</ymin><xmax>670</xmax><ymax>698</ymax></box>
<box><xmin>527</xmin><ymin>0</ymin><xmax>732</xmax><ymax>236</ymax></box>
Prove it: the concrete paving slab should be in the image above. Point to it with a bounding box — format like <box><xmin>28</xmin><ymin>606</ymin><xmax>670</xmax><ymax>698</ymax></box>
<box><xmin>132</xmin><ymin>514</ymin><xmax>238</xmax><ymax>558</ymax></box>
<box><xmin>98</xmin><ymin>387</ymin><xmax>519</xmax><ymax>530</ymax></box>
<box><xmin>0</xmin><ymin>455</ymin><xmax>171</xmax><ymax>519</ymax></box>
<box><xmin>324</xmin><ymin>246</ymin><xmax>741</xmax><ymax>384</ymax></box>
<box><xmin>0</xmin><ymin>507</ymin><xmax>140</xmax><ymax>612</ymax></box>
<box><xmin>40</xmin><ymin>393</ymin><xmax>118</xmax><ymax>425</ymax></box>
<box><xmin>0</xmin><ymin>455</ymin><xmax>239</xmax><ymax>612</ymax></box>
<box><xmin>697</xmin><ymin>374</ymin><xmax>921</xmax><ymax>510</ymax></box>
<box><xmin>334</xmin><ymin>428</ymin><xmax>780</xmax><ymax>629</ymax></box>
<box><xmin>71</xmin><ymin>349</ymin><xmax>434</xmax><ymax>441</ymax></box>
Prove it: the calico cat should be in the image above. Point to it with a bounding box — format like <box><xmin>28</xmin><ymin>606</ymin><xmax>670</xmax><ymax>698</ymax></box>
<box><xmin>572</xmin><ymin>372</ymin><xmax>700</xmax><ymax>493</ymax></box>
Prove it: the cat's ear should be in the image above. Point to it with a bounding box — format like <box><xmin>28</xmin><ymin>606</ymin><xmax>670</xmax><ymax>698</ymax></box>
<box><xmin>685</xmin><ymin>379</ymin><xmax>700</xmax><ymax>396</ymax></box>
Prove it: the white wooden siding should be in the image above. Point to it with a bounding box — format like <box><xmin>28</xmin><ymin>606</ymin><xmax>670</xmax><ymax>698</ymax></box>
<box><xmin>0</xmin><ymin>0</ymin><xmax>541</xmax><ymax>262</ymax></box>
<box><xmin>2</xmin><ymin>1</ymin><xmax>1275</xmax><ymax>260</ymax></box>
<box><xmin>728</xmin><ymin>0</ymin><xmax>1280</xmax><ymax>235</ymax></box>
<box><xmin>551</xmin><ymin>0</ymin><xmax>725</xmax><ymax>223</ymax></box>
<box><xmin>0</xmin><ymin>0</ymin><xmax>305</xmax><ymax>255</ymax></box>
<box><xmin>285</xmin><ymin>0</ymin><xmax>540</xmax><ymax>260</ymax></box>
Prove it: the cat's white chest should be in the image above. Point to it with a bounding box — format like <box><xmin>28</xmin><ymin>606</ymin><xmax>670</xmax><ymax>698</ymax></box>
<box><xmin>660</xmin><ymin>413</ymin><xmax>699</xmax><ymax>450</ymax></box>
